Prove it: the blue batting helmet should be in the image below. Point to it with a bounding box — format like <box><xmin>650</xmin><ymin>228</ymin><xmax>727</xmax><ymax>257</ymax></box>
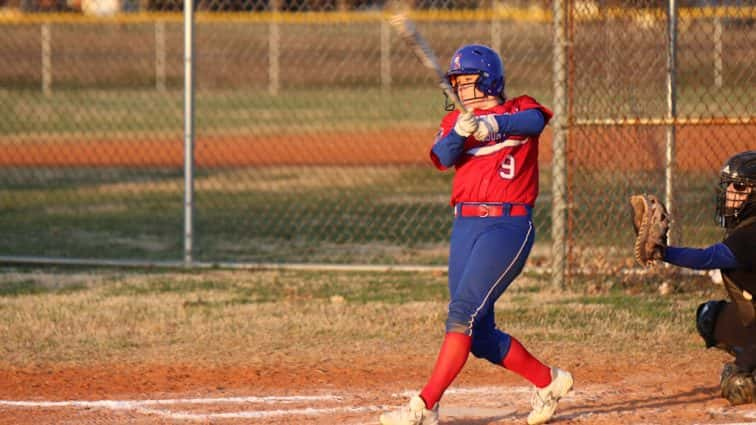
<box><xmin>446</xmin><ymin>44</ymin><xmax>505</xmax><ymax>98</ymax></box>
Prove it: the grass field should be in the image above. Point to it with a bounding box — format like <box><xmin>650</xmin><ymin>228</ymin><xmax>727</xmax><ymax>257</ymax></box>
<box><xmin>0</xmin><ymin>266</ymin><xmax>716</xmax><ymax>366</ymax></box>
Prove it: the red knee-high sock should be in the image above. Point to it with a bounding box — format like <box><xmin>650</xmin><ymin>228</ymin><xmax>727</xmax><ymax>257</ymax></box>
<box><xmin>501</xmin><ymin>337</ymin><xmax>552</xmax><ymax>388</ymax></box>
<box><xmin>419</xmin><ymin>332</ymin><xmax>472</xmax><ymax>409</ymax></box>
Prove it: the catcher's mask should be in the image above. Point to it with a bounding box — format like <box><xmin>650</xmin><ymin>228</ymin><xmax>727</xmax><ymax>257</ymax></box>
<box><xmin>444</xmin><ymin>44</ymin><xmax>505</xmax><ymax>111</ymax></box>
<box><xmin>716</xmin><ymin>150</ymin><xmax>756</xmax><ymax>228</ymax></box>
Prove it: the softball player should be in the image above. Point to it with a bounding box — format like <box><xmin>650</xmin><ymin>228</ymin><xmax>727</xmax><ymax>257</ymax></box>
<box><xmin>669</xmin><ymin>151</ymin><xmax>756</xmax><ymax>405</ymax></box>
<box><xmin>380</xmin><ymin>44</ymin><xmax>572</xmax><ymax>425</ymax></box>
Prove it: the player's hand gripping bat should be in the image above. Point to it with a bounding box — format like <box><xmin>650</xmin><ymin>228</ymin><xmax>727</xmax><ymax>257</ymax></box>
<box><xmin>388</xmin><ymin>13</ymin><xmax>469</xmax><ymax>114</ymax></box>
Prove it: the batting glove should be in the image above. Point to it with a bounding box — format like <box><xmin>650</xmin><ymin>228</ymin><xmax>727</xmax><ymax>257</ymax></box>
<box><xmin>453</xmin><ymin>111</ymin><xmax>478</xmax><ymax>137</ymax></box>
<box><xmin>473</xmin><ymin>114</ymin><xmax>499</xmax><ymax>142</ymax></box>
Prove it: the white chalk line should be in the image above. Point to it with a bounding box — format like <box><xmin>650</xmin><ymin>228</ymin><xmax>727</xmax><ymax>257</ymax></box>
<box><xmin>2</xmin><ymin>387</ymin><xmax>756</xmax><ymax>423</ymax></box>
<box><xmin>0</xmin><ymin>394</ymin><xmax>342</xmax><ymax>408</ymax></box>
<box><xmin>0</xmin><ymin>393</ymin><xmax>384</xmax><ymax>421</ymax></box>
<box><xmin>133</xmin><ymin>405</ymin><xmax>383</xmax><ymax>420</ymax></box>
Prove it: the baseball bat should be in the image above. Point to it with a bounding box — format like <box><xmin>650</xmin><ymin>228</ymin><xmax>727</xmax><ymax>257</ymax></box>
<box><xmin>388</xmin><ymin>13</ymin><xmax>469</xmax><ymax>114</ymax></box>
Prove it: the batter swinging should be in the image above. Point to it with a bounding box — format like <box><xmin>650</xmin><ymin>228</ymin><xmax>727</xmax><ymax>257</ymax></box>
<box><xmin>380</xmin><ymin>44</ymin><xmax>573</xmax><ymax>425</ymax></box>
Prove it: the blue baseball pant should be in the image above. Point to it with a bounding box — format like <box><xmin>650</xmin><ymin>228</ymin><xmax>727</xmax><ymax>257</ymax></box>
<box><xmin>445</xmin><ymin>209</ymin><xmax>535</xmax><ymax>365</ymax></box>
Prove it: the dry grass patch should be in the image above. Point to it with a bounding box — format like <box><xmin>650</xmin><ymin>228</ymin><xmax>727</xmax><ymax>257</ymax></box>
<box><xmin>0</xmin><ymin>268</ymin><xmax>706</xmax><ymax>367</ymax></box>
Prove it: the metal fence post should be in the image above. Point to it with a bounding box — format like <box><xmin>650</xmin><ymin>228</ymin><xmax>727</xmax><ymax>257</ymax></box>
<box><xmin>183</xmin><ymin>0</ymin><xmax>195</xmax><ymax>265</ymax></box>
<box><xmin>155</xmin><ymin>20</ymin><xmax>167</xmax><ymax>92</ymax></box>
<box><xmin>268</xmin><ymin>4</ymin><xmax>280</xmax><ymax>96</ymax></box>
<box><xmin>381</xmin><ymin>20</ymin><xmax>391</xmax><ymax>91</ymax></box>
<box><xmin>41</xmin><ymin>22</ymin><xmax>51</xmax><ymax>96</ymax></box>
<box><xmin>713</xmin><ymin>16</ymin><xmax>723</xmax><ymax>88</ymax></box>
<box><xmin>551</xmin><ymin>0</ymin><xmax>568</xmax><ymax>288</ymax></box>
<box><xmin>665</xmin><ymin>0</ymin><xmax>678</xmax><ymax>246</ymax></box>
<box><xmin>490</xmin><ymin>0</ymin><xmax>502</xmax><ymax>57</ymax></box>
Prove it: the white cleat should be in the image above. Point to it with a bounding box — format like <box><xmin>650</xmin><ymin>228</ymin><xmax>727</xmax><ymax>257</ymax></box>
<box><xmin>527</xmin><ymin>367</ymin><xmax>573</xmax><ymax>425</ymax></box>
<box><xmin>379</xmin><ymin>394</ymin><xmax>439</xmax><ymax>425</ymax></box>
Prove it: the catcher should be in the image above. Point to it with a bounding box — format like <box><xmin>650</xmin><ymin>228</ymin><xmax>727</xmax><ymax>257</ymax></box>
<box><xmin>631</xmin><ymin>150</ymin><xmax>756</xmax><ymax>405</ymax></box>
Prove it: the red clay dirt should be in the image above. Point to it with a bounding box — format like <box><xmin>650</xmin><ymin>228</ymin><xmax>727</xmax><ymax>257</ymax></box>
<box><xmin>0</xmin><ymin>347</ymin><xmax>754</xmax><ymax>424</ymax></box>
<box><xmin>2</xmin><ymin>125</ymin><xmax>754</xmax><ymax>170</ymax></box>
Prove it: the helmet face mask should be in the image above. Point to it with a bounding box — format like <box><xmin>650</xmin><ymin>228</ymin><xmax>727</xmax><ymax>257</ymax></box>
<box><xmin>446</xmin><ymin>74</ymin><xmax>488</xmax><ymax>110</ymax></box>
<box><xmin>444</xmin><ymin>44</ymin><xmax>505</xmax><ymax>111</ymax></box>
<box><xmin>716</xmin><ymin>151</ymin><xmax>756</xmax><ymax>228</ymax></box>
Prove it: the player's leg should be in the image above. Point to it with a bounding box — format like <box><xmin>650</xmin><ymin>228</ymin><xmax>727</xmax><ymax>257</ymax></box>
<box><xmin>419</xmin><ymin>216</ymin><xmax>535</xmax><ymax>409</ymax></box>
<box><xmin>455</xmin><ymin>219</ymin><xmax>571</xmax><ymax>425</ymax></box>
<box><xmin>445</xmin><ymin>216</ymin><xmax>534</xmax><ymax>334</ymax></box>
<box><xmin>470</xmin><ymin>317</ymin><xmax>572</xmax><ymax>425</ymax></box>
<box><xmin>412</xmin><ymin>216</ymin><xmax>482</xmax><ymax>411</ymax></box>
<box><xmin>446</xmin><ymin>212</ymin><xmax>478</xmax><ymax>298</ymax></box>
<box><xmin>407</xmin><ymin>216</ymin><xmax>534</xmax><ymax>412</ymax></box>
<box><xmin>697</xmin><ymin>300</ymin><xmax>756</xmax><ymax>369</ymax></box>
<box><xmin>379</xmin><ymin>215</ymin><xmax>479</xmax><ymax>425</ymax></box>
<box><xmin>701</xmin><ymin>299</ymin><xmax>756</xmax><ymax>406</ymax></box>
<box><xmin>713</xmin><ymin>302</ymin><xmax>756</xmax><ymax>370</ymax></box>
<box><xmin>697</xmin><ymin>299</ymin><xmax>756</xmax><ymax>405</ymax></box>
<box><xmin>470</xmin><ymin>314</ymin><xmax>551</xmax><ymax>387</ymax></box>
<box><xmin>462</xmin><ymin>220</ymin><xmax>550</xmax><ymax>388</ymax></box>
<box><xmin>463</xmin><ymin>226</ymin><xmax>551</xmax><ymax>388</ymax></box>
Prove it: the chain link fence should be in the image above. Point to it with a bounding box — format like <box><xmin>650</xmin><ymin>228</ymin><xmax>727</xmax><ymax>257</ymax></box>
<box><xmin>567</xmin><ymin>2</ymin><xmax>755</xmax><ymax>275</ymax></box>
<box><xmin>0</xmin><ymin>1</ymin><xmax>754</xmax><ymax>281</ymax></box>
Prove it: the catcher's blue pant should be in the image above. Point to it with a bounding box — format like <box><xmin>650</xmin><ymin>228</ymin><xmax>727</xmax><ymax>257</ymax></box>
<box><xmin>445</xmin><ymin>205</ymin><xmax>534</xmax><ymax>364</ymax></box>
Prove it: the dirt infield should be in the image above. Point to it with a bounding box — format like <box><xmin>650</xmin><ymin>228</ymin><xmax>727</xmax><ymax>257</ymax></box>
<box><xmin>1</xmin><ymin>124</ymin><xmax>754</xmax><ymax>170</ymax></box>
<box><xmin>0</xmin><ymin>346</ymin><xmax>754</xmax><ymax>424</ymax></box>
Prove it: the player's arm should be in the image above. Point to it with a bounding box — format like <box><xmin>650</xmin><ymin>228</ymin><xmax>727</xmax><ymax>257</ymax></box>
<box><xmin>431</xmin><ymin>131</ymin><xmax>466</xmax><ymax>169</ymax></box>
<box><xmin>664</xmin><ymin>243</ymin><xmax>742</xmax><ymax>270</ymax></box>
<box><xmin>492</xmin><ymin>109</ymin><xmax>546</xmax><ymax>136</ymax></box>
<box><xmin>430</xmin><ymin>112</ymin><xmax>477</xmax><ymax>169</ymax></box>
<box><xmin>473</xmin><ymin>109</ymin><xmax>546</xmax><ymax>141</ymax></box>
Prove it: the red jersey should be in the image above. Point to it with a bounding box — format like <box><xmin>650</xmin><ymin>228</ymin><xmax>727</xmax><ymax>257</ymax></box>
<box><xmin>429</xmin><ymin>95</ymin><xmax>553</xmax><ymax>207</ymax></box>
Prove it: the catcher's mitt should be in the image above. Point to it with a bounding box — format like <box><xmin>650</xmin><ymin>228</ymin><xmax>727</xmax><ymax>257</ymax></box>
<box><xmin>720</xmin><ymin>362</ymin><xmax>755</xmax><ymax>405</ymax></box>
<box><xmin>629</xmin><ymin>194</ymin><xmax>670</xmax><ymax>267</ymax></box>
